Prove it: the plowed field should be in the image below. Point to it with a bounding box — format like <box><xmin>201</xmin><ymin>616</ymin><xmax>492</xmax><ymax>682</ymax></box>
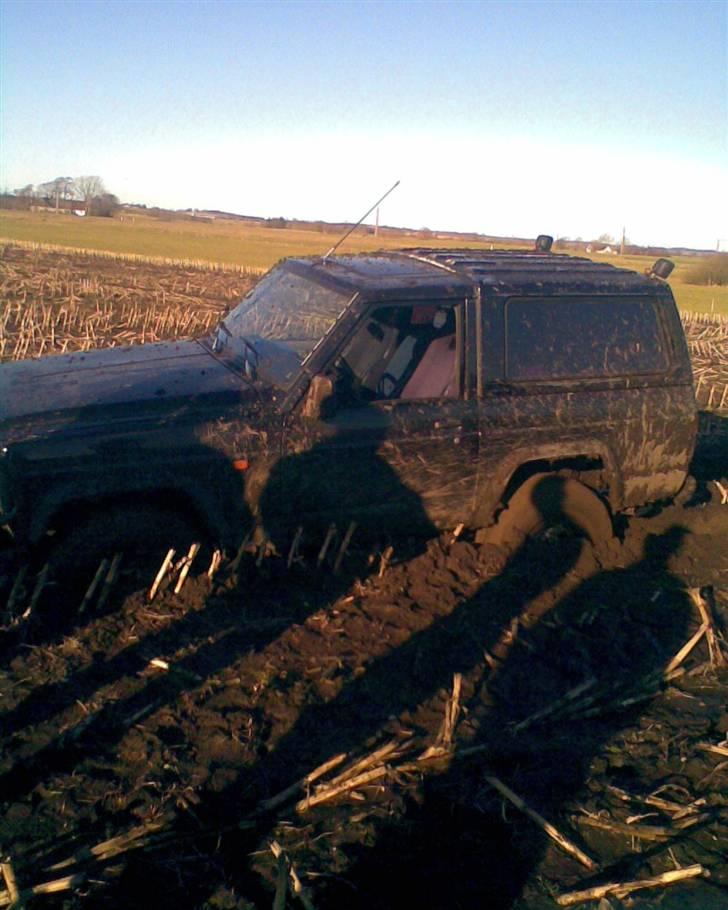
<box><xmin>1</xmin><ymin>245</ymin><xmax>727</xmax><ymax>909</ymax></box>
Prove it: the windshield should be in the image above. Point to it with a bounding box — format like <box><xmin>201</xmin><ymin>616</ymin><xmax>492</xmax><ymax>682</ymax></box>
<box><xmin>221</xmin><ymin>268</ymin><xmax>351</xmax><ymax>359</ymax></box>
<box><xmin>207</xmin><ymin>267</ymin><xmax>352</xmax><ymax>389</ymax></box>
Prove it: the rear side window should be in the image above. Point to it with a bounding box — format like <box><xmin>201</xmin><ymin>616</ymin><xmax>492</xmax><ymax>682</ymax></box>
<box><xmin>505</xmin><ymin>297</ymin><xmax>668</xmax><ymax>381</ymax></box>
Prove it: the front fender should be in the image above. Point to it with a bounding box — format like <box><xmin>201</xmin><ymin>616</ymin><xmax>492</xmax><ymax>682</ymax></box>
<box><xmin>26</xmin><ymin>468</ymin><xmax>248</xmax><ymax>550</ymax></box>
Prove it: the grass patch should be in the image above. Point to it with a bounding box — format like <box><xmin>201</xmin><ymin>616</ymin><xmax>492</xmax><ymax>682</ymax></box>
<box><xmin>580</xmin><ymin>251</ymin><xmax>728</xmax><ymax>315</ymax></box>
<box><xmin>0</xmin><ymin>210</ymin><xmax>504</xmax><ymax>270</ymax></box>
<box><xmin>682</xmin><ymin>254</ymin><xmax>728</xmax><ymax>287</ymax></box>
<box><xmin>2</xmin><ymin>210</ymin><xmax>727</xmax><ymax>314</ymax></box>
<box><xmin>0</xmin><ymin>237</ymin><xmax>264</xmax><ymax>275</ymax></box>
<box><xmin>0</xmin><ymin>210</ymin><xmax>337</xmax><ymax>269</ymax></box>
<box><xmin>670</xmin><ymin>283</ymin><xmax>727</xmax><ymax>314</ymax></box>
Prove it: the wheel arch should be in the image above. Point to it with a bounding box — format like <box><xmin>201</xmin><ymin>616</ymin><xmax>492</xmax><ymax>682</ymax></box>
<box><xmin>476</xmin><ymin>468</ymin><xmax>618</xmax><ymax>560</ymax></box>
<box><xmin>30</xmin><ymin>483</ymin><xmax>223</xmax><ymax>549</ymax></box>
<box><xmin>475</xmin><ymin>439</ymin><xmax>624</xmax><ymax>527</ymax></box>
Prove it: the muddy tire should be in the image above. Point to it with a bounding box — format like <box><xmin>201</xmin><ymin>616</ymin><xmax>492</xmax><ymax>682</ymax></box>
<box><xmin>45</xmin><ymin>504</ymin><xmax>207</xmax><ymax>586</ymax></box>
<box><xmin>479</xmin><ymin>473</ymin><xmax>616</xmax><ymax>560</ymax></box>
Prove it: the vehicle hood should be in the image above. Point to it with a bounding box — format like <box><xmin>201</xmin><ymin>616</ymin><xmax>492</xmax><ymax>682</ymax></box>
<box><xmin>0</xmin><ymin>340</ymin><xmax>253</xmax><ymax>443</ymax></box>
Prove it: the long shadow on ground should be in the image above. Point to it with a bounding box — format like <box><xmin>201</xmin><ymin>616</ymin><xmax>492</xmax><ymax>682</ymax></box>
<box><xmin>115</xmin><ymin>487</ymin><xmax>697</xmax><ymax>907</ymax></box>
<box><xmin>0</xmin><ymin>481</ymin><xmax>705</xmax><ymax>908</ymax></box>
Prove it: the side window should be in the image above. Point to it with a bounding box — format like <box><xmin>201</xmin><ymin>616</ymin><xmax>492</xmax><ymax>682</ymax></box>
<box><xmin>505</xmin><ymin>297</ymin><xmax>668</xmax><ymax>381</ymax></box>
<box><xmin>333</xmin><ymin>304</ymin><xmax>458</xmax><ymax>404</ymax></box>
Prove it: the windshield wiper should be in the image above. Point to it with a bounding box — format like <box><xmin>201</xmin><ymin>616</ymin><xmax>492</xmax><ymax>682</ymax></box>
<box><xmin>209</xmin><ymin>324</ymin><xmax>259</xmax><ymax>380</ymax></box>
<box><xmin>241</xmin><ymin>337</ymin><xmax>259</xmax><ymax>379</ymax></box>
<box><xmin>211</xmin><ymin>321</ymin><xmax>232</xmax><ymax>353</ymax></box>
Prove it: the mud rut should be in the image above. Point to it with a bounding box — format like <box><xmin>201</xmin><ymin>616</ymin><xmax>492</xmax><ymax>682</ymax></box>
<box><xmin>1</xmin><ymin>447</ymin><xmax>727</xmax><ymax>910</ymax></box>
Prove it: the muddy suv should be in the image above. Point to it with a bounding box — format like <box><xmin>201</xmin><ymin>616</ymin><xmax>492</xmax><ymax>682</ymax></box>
<box><xmin>0</xmin><ymin>241</ymin><xmax>697</xmax><ymax>571</ymax></box>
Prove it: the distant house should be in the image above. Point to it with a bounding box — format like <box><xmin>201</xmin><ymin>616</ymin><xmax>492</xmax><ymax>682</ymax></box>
<box><xmin>31</xmin><ymin>198</ymin><xmax>86</xmax><ymax>215</ymax></box>
<box><xmin>190</xmin><ymin>209</ymin><xmax>215</xmax><ymax>221</ymax></box>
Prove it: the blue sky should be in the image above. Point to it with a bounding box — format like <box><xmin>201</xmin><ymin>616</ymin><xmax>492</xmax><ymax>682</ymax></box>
<box><xmin>1</xmin><ymin>0</ymin><xmax>726</xmax><ymax>248</ymax></box>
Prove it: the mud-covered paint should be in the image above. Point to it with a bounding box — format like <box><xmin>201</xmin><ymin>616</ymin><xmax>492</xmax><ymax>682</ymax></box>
<box><xmin>0</xmin><ymin>341</ymin><xmax>266</xmax><ymax>546</ymax></box>
<box><xmin>0</xmin><ymin>340</ymin><xmax>245</xmax><ymax>425</ymax></box>
<box><xmin>474</xmin><ymin>383</ymin><xmax>696</xmax><ymax>522</ymax></box>
<box><xmin>0</xmin><ymin>247</ymin><xmax>697</xmax><ymax>554</ymax></box>
<box><xmin>268</xmin><ymin>396</ymin><xmax>480</xmax><ymax>536</ymax></box>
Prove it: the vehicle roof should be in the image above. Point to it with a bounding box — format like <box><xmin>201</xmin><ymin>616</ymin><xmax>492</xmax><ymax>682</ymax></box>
<box><xmin>287</xmin><ymin>248</ymin><xmax>666</xmax><ymax>298</ymax></box>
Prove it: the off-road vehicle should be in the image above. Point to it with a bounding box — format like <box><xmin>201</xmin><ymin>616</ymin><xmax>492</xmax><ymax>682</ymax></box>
<box><xmin>0</xmin><ymin>239</ymin><xmax>697</xmax><ymax>575</ymax></box>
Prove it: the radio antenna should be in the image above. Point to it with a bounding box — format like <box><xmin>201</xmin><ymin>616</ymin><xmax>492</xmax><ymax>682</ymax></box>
<box><xmin>323</xmin><ymin>179</ymin><xmax>400</xmax><ymax>260</ymax></box>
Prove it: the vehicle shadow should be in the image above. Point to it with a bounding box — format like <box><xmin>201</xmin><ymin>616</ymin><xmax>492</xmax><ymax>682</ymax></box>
<box><xmin>689</xmin><ymin>410</ymin><xmax>728</xmax><ymax>498</ymax></box>
<box><xmin>0</xmin><ymin>430</ymin><xmax>439</xmax><ymax>805</ymax></box>
<box><xmin>313</xmin><ymin>525</ymin><xmax>692</xmax><ymax>909</ymax></box>
<box><xmin>0</xmin><ymin>465</ymin><xmax>696</xmax><ymax>909</ymax></box>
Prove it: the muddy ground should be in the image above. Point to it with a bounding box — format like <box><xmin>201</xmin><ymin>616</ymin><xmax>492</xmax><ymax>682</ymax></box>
<box><xmin>1</xmin><ymin>245</ymin><xmax>727</xmax><ymax>908</ymax></box>
<box><xmin>1</xmin><ymin>431</ymin><xmax>727</xmax><ymax>910</ymax></box>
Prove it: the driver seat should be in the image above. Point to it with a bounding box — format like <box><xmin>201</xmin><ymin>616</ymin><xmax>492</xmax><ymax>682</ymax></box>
<box><xmin>401</xmin><ymin>334</ymin><xmax>456</xmax><ymax>399</ymax></box>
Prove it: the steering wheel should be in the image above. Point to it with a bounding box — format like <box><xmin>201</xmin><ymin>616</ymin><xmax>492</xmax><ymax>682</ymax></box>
<box><xmin>333</xmin><ymin>357</ymin><xmax>363</xmax><ymax>405</ymax></box>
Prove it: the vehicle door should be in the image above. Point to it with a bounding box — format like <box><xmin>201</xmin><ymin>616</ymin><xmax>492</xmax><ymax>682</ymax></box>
<box><xmin>262</xmin><ymin>300</ymin><xmax>479</xmax><ymax>537</ymax></box>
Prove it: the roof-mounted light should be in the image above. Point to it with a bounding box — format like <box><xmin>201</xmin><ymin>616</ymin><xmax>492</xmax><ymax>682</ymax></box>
<box><xmin>648</xmin><ymin>258</ymin><xmax>675</xmax><ymax>281</ymax></box>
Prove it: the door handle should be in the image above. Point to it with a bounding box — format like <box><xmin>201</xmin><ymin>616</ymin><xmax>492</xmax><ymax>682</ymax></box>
<box><xmin>433</xmin><ymin>419</ymin><xmax>463</xmax><ymax>431</ymax></box>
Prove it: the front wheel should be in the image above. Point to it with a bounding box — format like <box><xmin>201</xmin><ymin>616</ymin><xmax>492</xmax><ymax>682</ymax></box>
<box><xmin>45</xmin><ymin>504</ymin><xmax>208</xmax><ymax>590</ymax></box>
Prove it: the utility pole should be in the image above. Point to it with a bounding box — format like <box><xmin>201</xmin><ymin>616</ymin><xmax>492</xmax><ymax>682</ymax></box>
<box><xmin>620</xmin><ymin>226</ymin><xmax>626</xmax><ymax>256</ymax></box>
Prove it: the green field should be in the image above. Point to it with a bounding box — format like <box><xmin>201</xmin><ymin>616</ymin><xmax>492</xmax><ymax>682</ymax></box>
<box><xmin>604</xmin><ymin>252</ymin><xmax>728</xmax><ymax>314</ymax></box>
<box><xmin>2</xmin><ymin>210</ymin><xmax>726</xmax><ymax>313</ymax></box>
<box><xmin>0</xmin><ymin>210</ymin><xmax>501</xmax><ymax>268</ymax></box>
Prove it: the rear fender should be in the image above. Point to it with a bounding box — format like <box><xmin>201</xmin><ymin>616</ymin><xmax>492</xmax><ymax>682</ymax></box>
<box><xmin>475</xmin><ymin>439</ymin><xmax>623</xmax><ymax>525</ymax></box>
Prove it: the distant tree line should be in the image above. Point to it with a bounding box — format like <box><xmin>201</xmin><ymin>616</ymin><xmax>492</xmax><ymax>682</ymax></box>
<box><xmin>684</xmin><ymin>253</ymin><xmax>728</xmax><ymax>286</ymax></box>
<box><xmin>4</xmin><ymin>176</ymin><xmax>120</xmax><ymax>217</ymax></box>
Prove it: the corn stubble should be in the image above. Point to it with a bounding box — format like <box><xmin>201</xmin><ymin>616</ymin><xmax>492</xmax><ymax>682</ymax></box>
<box><xmin>0</xmin><ymin>243</ymin><xmax>258</xmax><ymax>361</ymax></box>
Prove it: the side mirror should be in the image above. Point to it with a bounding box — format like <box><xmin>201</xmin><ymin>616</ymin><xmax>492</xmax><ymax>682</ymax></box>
<box><xmin>301</xmin><ymin>374</ymin><xmax>334</xmax><ymax>419</ymax></box>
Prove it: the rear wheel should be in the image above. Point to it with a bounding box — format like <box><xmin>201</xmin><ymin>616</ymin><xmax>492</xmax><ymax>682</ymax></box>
<box><xmin>479</xmin><ymin>473</ymin><xmax>616</xmax><ymax>562</ymax></box>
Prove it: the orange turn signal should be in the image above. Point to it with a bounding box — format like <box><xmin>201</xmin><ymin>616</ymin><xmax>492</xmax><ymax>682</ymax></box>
<box><xmin>232</xmin><ymin>458</ymin><xmax>249</xmax><ymax>472</ymax></box>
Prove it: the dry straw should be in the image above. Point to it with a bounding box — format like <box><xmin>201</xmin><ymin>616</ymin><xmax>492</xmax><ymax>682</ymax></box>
<box><xmin>0</xmin><ymin>242</ymin><xmax>258</xmax><ymax>361</ymax></box>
